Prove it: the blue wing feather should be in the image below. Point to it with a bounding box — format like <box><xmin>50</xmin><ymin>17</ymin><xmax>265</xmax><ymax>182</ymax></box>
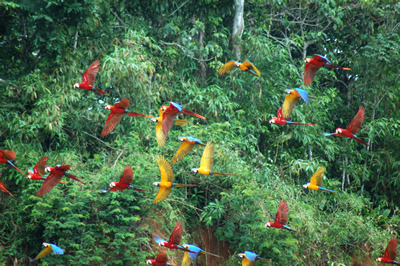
<box><xmin>295</xmin><ymin>88</ymin><xmax>310</xmax><ymax>104</ymax></box>
<box><xmin>170</xmin><ymin>102</ymin><xmax>183</xmax><ymax>112</ymax></box>
<box><xmin>245</xmin><ymin>251</ymin><xmax>258</xmax><ymax>262</ymax></box>
<box><xmin>48</xmin><ymin>243</ymin><xmax>64</xmax><ymax>255</ymax></box>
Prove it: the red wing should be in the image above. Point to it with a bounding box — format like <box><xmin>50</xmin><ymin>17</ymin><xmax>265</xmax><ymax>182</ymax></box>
<box><xmin>101</xmin><ymin>112</ymin><xmax>123</xmax><ymax>138</ymax></box>
<box><xmin>304</xmin><ymin>64</ymin><xmax>320</xmax><ymax>87</ymax></box>
<box><xmin>0</xmin><ymin>181</ymin><xmax>15</xmax><ymax>198</ymax></box>
<box><xmin>0</xmin><ymin>150</ymin><xmax>16</xmax><ymax>160</ymax></box>
<box><xmin>125</xmin><ymin>111</ymin><xmax>152</xmax><ymax>118</ymax></box>
<box><xmin>181</xmin><ymin>109</ymin><xmax>205</xmax><ymax>119</ymax></box>
<box><xmin>385</xmin><ymin>238</ymin><xmax>398</xmax><ymax>260</ymax></box>
<box><xmin>119</xmin><ymin>166</ymin><xmax>133</xmax><ymax>185</ymax></box>
<box><xmin>115</xmin><ymin>99</ymin><xmax>130</xmax><ymax>109</ymax></box>
<box><xmin>346</xmin><ymin>106</ymin><xmax>365</xmax><ymax>134</ymax></box>
<box><xmin>313</xmin><ymin>54</ymin><xmax>329</xmax><ymax>64</ymax></box>
<box><xmin>55</xmin><ymin>165</ymin><xmax>71</xmax><ymax>171</ymax></box>
<box><xmin>277</xmin><ymin>200</ymin><xmax>289</xmax><ymax>225</ymax></box>
<box><xmin>156</xmin><ymin>253</ymin><xmax>168</xmax><ymax>263</ymax></box>
<box><xmin>82</xmin><ymin>60</ymin><xmax>100</xmax><ymax>86</ymax></box>
<box><xmin>277</xmin><ymin>107</ymin><xmax>283</xmax><ymax>120</ymax></box>
<box><xmin>162</xmin><ymin>112</ymin><xmax>179</xmax><ymax>135</ymax></box>
<box><xmin>169</xmin><ymin>222</ymin><xmax>183</xmax><ymax>245</ymax></box>
<box><xmin>37</xmin><ymin>173</ymin><xmax>63</xmax><ymax>196</ymax></box>
<box><xmin>35</xmin><ymin>157</ymin><xmax>49</xmax><ymax>176</ymax></box>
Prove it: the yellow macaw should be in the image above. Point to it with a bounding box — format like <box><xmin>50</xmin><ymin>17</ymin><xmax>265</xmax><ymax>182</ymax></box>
<box><xmin>181</xmin><ymin>244</ymin><xmax>222</xmax><ymax>266</ymax></box>
<box><xmin>171</xmin><ymin>137</ymin><xmax>206</xmax><ymax>165</ymax></box>
<box><xmin>152</xmin><ymin>156</ymin><xmax>196</xmax><ymax>204</ymax></box>
<box><xmin>30</xmin><ymin>242</ymin><xmax>64</xmax><ymax>262</ymax></box>
<box><xmin>302</xmin><ymin>167</ymin><xmax>337</xmax><ymax>193</ymax></box>
<box><xmin>218</xmin><ymin>60</ymin><xmax>261</xmax><ymax>77</ymax></box>
<box><xmin>238</xmin><ymin>251</ymin><xmax>269</xmax><ymax>266</ymax></box>
<box><xmin>281</xmin><ymin>88</ymin><xmax>316</xmax><ymax>120</ymax></box>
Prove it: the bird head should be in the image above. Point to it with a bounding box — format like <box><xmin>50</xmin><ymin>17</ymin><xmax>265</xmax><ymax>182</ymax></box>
<box><xmin>42</xmin><ymin>243</ymin><xmax>49</xmax><ymax>248</ymax></box>
<box><xmin>302</xmin><ymin>183</ymin><xmax>310</xmax><ymax>189</ymax></box>
<box><xmin>191</xmin><ymin>168</ymin><xmax>198</xmax><ymax>174</ymax></box>
<box><xmin>182</xmin><ymin>244</ymin><xmax>189</xmax><ymax>249</ymax></box>
<box><xmin>265</xmin><ymin>222</ymin><xmax>271</xmax><ymax>228</ymax></box>
<box><xmin>110</xmin><ymin>182</ymin><xmax>116</xmax><ymax>188</ymax></box>
<box><xmin>234</xmin><ymin>62</ymin><xmax>240</xmax><ymax>68</ymax></box>
<box><xmin>160</xmin><ymin>105</ymin><xmax>167</xmax><ymax>111</ymax></box>
<box><xmin>45</xmin><ymin>167</ymin><xmax>51</xmax><ymax>173</ymax></box>
<box><xmin>27</xmin><ymin>169</ymin><xmax>34</xmax><ymax>179</ymax></box>
<box><xmin>335</xmin><ymin>128</ymin><xmax>342</xmax><ymax>134</ymax></box>
<box><xmin>238</xmin><ymin>253</ymin><xmax>245</xmax><ymax>258</ymax></box>
<box><xmin>152</xmin><ymin>182</ymin><xmax>160</xmax><ymax>187</ymax></box>
<box><xmin>146</xmin><ymin>259</ymin><xmax>153</xmax><ymax>265</ymax></box>
<box><xmin>284</xmin><ymin>89</ymin><xmax>292</xmax><ymax>95</ymax></box>
<box><xmin>151</xmin><ymin>118</ymin><xmax>159</xmax><ymax>123</ymax></box>
<box><xmin>376</xmin><ymin>258</ymin><xmax>381</xmax><ymax>262</ymax></box>
<box><xmin>105</xmin><ymin>104</ymin><xmax>111</xmax><ymax>110</ymax></box>
<box><xmin>269</xmin><ymin>117</ymin><xmax>277</xmax><ymax>124</ymax></box>
<box><xmin>73</xmin><ymin>83</ymin><xmax>79</xmax><ymax>88</ymax></box>
<box><xmin>178</xmin><ymin>137</ymin><xmax>185</xmax><ymax>142</ymax></box>
<box><xmin>304</xmin><ymin>58</ymin><xmax>311</xmax><ymax>63</ymax></box>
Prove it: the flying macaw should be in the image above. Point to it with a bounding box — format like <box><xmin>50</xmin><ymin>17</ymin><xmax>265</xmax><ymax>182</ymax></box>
<box><xmin>154</xmin><ymin>222</ymin><xmax>193</xmax><ymax>253</ymax></box>
<box><xmin>238</xmin><ymin>251</ymin><xmax>269</xmax><ymax>266</ymax></box>
<box><xmin>0</xmin><ymin>150</ymin><xmax>25</xmax><ymax>175</ymax></box>
<box><xmin>269</xmin><ymin>107</ymin><xmax>316</xmax><ymax>126</ymax></box>
<box><xmin>101</xmin><ymin>165</ymin><xmax>145</xmax><ymax>193</ymax></box>
<box><xmin>265</xmin><ymin>199</ymin><xmax>299</xmax><ymax>232</ymax></box>
<box><xmin>31</xmin><ymin>242</ymin><xmax>64</xmax><ymax>262</ymax></box>
<box><xmin>323</xmin><ymin>106</ymin><xmax>368</xmax><ymax>146</ymax></box>
<box><xmin>280</xmin><ymin>88</ymin><xmax>316</xmax><ymax>119</ymax></box>
<box><xmin>304</xmin><ymin>54</ymin><xmax>351</xmax><ymax>86</ymax></box>
<box><xmin>218</xmin><ymin>60</ymin><xmax>261</xmax><ymax>77</ymax></box>
<box><xmin>191</xmin><ymin>142</ymin><xmax>238</xmax><ymax>176</ymax></box>
<box><xmin>73</xmin><ymin>60</ymin><xmax>108</xmax><ymax>95</ymax></box>
<box><xmin>101</xmin><ymin>99</ymin><xmax>152</xmax><ymax>138</ymax></box>
<box><xmin>0</xmin><ymin>179</ymin><xmax>15</xmax><ymax>198</ymax></box>
<box><xmin>27</xmin><ymin>157</ymin><xmax>49</xmax><ymax>181</ymax></box>
<box><xmin>181</xmin><ymin>244</ymin><xmax>222</xmax><ymax>266</ymax></box>
<box><xmin>377</xmin><ymin>238</ymin><xmax>399</xmax><ymax>264</ymax></box>
<box><xmin>152</xmin><ymin>156</ymin><xmax>197</xmax><ymax>204</ymax></box>
<box><xmin>171</xmin><ymin>137</ymin><xmax>206</xmax><ymax>165</ymax></box>
<box><xmin>36</xmin><ymin>165</ymin><xmax>85</xmax><ymax>197</ymax></box>
<box><xmin>160</xmin><ymin>102</ymin><xmax>205</xmax><ymax>134</ymax></box>
<box><xmin>302</xmin><ymin>167</ymin><xmax>337</xmax><ymax>193</ymax></box>
<box><xmin>146</xmin><ymin>252</ymin><xmax>171</xmax><ymax>266</ymax></box>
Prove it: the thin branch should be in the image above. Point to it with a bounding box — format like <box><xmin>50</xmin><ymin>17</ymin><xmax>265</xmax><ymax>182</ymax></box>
<box><xmin>110</xmin><ymin>9</ymin><xmax>127</xmax><ymax>28</ymax></box>
<box><xmin>73</xmin><ymin>31</ymin><xmax>78</xmax><ymax>55</ymax></box>
<box><xmin>113</xmin><ymin>151</ymin><xmax>124</xmax><ymax>168</ymax></box>
<box><xmin>82</xmin><ymin>131</ymin><xmax>118</xmax><ymax>150</ymax></box>
<box><xmin>160</xmin><ymin>41</ymin><xmax>214</xmax><ymax>62</ymax></box>
<box><xmin>168</xmin><ymin>0</ymin><xmax>189</xmax><ymax>17</ymax></box>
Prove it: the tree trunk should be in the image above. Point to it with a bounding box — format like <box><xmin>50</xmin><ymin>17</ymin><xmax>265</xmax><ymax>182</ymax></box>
<box><xmin>232</xmin><ymin>0</ymin><xmax>244</xmax><ymax>59</ymax></box>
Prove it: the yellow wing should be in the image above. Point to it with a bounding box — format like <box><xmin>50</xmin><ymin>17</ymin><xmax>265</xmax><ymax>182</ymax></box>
<box><xmin>200</xmin><ymin>142</ymin><xmax>214</xmax><ymax>171</ymax></box>
<box><xmin>174</xmin><ymin>119</ymin><xmax>190</xmax><ymax>126</ymax></box>
<box><xmin>218</xmin><ymin>60</ymin><xmax>237</xmax><ymax>76</ymax></box>
<box><xmin>242</xmin><ymin>60</ymin><xmax>261</xmax><ymax>77</ymax></box>
<box><xmin>281</xmin><ymin>93</ymin><xmax>300</xmax><ymax>120</ymax></box>
<box><xmin>182</xmin><ymin>251</ymin><xmax>193</xmax><ymax>266</ymax></box>
<box><xmin>33</xmin><ymin>245</ymin><xmax>53</xmax><ymax>260</ymax></box>
<box><xmin>242</xmin><ymin>257</ymin><xmax>256</xmax><ymax>266</ymax></box>
<box><xmin>153</xmin><ymin>187</ymin><xmax>172</xmax><ymax>204</ymax></box>
<box><xmin>310</xmin><ymin>167</ymin><xmax>326</xmax><ymax>186</ymax></box>
<box><xmin>171</xmin><ymin>142</ymin><xmax>195</xmax><ymax>165</ymax></box>
<box><xmin>155</xmin><ymin>121</ymin><xmax>167</xmax><ymax>148</ymax></box>
<box><xmin>158</xmin><ymin>155</ymin><xmax>174</xmax><ymax>182</ymax></box>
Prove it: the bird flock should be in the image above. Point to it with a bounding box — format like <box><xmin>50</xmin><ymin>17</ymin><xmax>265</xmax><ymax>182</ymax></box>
<box><xmin>0</xmin><ymin>54</ymin><xmax>397</xmax><ymax>265</ymax></box>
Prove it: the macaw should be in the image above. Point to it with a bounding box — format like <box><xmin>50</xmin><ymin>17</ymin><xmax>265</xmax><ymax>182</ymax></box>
<box><xmin>218</xmin><ymin>60</ymin><xmax>261</xmax><ymax>77</ymax></box>
<box><xmin>151</xmin><ymin>112</ymin><xmax>190</xmax><ymax>148</ymax></box>
<box><xmin>191</xmin><ymin>142</ymin><xmax>238</xmax><ymax>176</ymax></box>
<box><xmin>146</xmin><ymin>252</ymin><xmax>171</xmax><ymax>266</ymax></box>
<box><xmin>302</xmin><ymin>167</ymin><xmax>337</xmax><ymax>193</ymax></box>
<box><xmin>280</xmin><ymin>88</ymin><xmax>316</xmax><ymax>119</ymax></box>
<box><xmin>0</xmin><ymin>150</ymin><xmax>25</xmax><ymax>175</ymax></box>
<box><xmin>377</xmin><ymin>238</ymin><xmax>399</xmax><ymax>264</ymax></box>
<box><xmin>181</xmin><ymin>244</ymin><xmax>222</xmax><ymax>266</ymax></box>
<box><xmin>154</xmin><ymin>222</ymin><xmax>193</xmax><ymax>253</ymax></box>
<box><xmin>101</xmin><ymin>165</ymin><xmax>145</xmax><ymax>193</ymax></box>
<box><xmin>31</xmin><ymin>242</ymin><xmax>64</xmax><ymax>262</ymax></box>
<box><xmin>304</xmin><ymin>54</ymin><xmax>351</xmax><ymax>86</ymax></box>
<box><xmin>101</xmin><ymin>99</ymin><xmax>152</xmax><ymax>138</ymax></box>
<box><xmin>238</xmin><ymin>251</ymin><xmax>269</xmax><ymax>266</ymax></box>
<box><xmin>0</xmin><ymin>180</ymin><xmax>15</xmax><ymax>198</ymax></box>
<box><xmin>160</xmin><ymin>102</ymin><xmax>205</xmax><ymax>135</ymax></box>
<box><xmin>171</xmin><ymin>137</ymin><xmax>206</xmax><ymax>165</ymax></box>
<box><xmin>36</xmin><ymin>165</ymin><xmax>85</xmax><ymax>197</ymax></box>
<box><xmin>152</xmin><ymin>156</ymin><xmax>197</xmax><ymax>204</ymax></box>
<box><xmin>27</xmin><ymin>157</ymin><xmax>49</xmax><ymax>181</ymax></box>
<box><xmin>73</xmin><ymin>60</ymin><xmax>108</xmax><ymax>95</ymax></box>
<box><xmin>323</xmin><ymin>106</ymin><xmax>368</xmax><ymax>146</ymax></box>
<box><xmin>265</xmin><ymin>199</ymin><xmax>299</xmax><ymax>232</ymax></box>
<box><xmin>269</xmin><ymin>107</ymin><xmax>316</xmax><ymax>126</ymax></box>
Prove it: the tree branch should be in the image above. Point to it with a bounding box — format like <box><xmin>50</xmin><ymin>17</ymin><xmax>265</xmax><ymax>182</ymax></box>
<box><xmin>168</xmin><ymin>0</ymin><xmax>189</xmax><ymax>17</ymax></box>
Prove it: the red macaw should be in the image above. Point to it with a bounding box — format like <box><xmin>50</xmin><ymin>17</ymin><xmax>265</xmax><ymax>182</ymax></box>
<box><xmin>304</xmin><ymin>54</ymin><xmax>351</xmax><ymax>86</ymax></box>
<box><xmin>0</xmin><ymin>180</ymin><xmax>15</xmax><ymax>198</ymax></box>
<box><xmin>160</xmin><ymin>102</ymin><xmax>205</xmax><ymax>134</ymax></box>
<box><xmin>27</xmin><ymin>157</ymin><xmax>49</xmax><ymax>181</ymax></box>
<box><xmin>265</xmin><ymin>199</ymin><xmax>299</xmax><ymax>232</ymax></box>
<box><xmin>36</xmin><ymin>165</ymin><xmax>85</xmax><ymax>197</ymax></box>
<box><xmin>171</xmin><ymin>136</ymin><xmax>206</xmax><ymax>165</ymax></box>
<box><xmin>101</xmin><ymin>165</ymin><xmax>144</xmax><ymax>193</ymax></box>
<box><xmin>323</xmin><ymin>106</ymin><xmax>368</xmax><ymax>146</ymax></box>
<box><xmin>269</xmin><ymin>107</ymin><xmax>316</xmax><ymax>126</ymax></box>
<box><xmin>101</xmin><ymin>99</ymin><xmax>152</xmax><ymax>138</ymax></box>
<box><xmin>73</xmin><ymin>60</ymin><xmax>108</xmax><ymax>95</ymax></box>
<box><xmin>0</xmin><ymin>150</ymin><xmax>25</xmax><ymax>175</ymax></box>
<box><xmin>377</xmin><ymin>238</ymin><xmax>398</xmax><ymax>264</ymax></box>
<box><xmin>218</xmin><ymin>60</ymin><xmax>261</xmax><ymax>77</ymax></box>
<box><xmin>146</xmin><ymin>252</ymin><xmax>170</xmax><ymax>266</ymax></box>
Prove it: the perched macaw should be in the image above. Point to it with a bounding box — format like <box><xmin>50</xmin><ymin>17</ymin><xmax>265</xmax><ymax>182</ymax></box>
<box><xmin>238</xmin><ymin>251</ymin><xmax>269</xmax><ymax>266</ymax></box>
<box><xmin>191</xmin><ymin>142</ymin><xmax>238</xmax><ymax>176</ymax></box>
<box><xmin>101</xmin><ymin>165</ymin><xmax>144</xmax><ymax>193</ymax></box>
<box><xmin>265</xmin><ymin>199</ymin><xmax>299</xmax><ymax>232</ymax></box>
<box><xmin>101</xmin><ymin>99</ymin><xmax>152</xmax><ymax>138</ymax></box>
<box><xmin>377</xmin><ymin>238</ymin><xmax>399</xmax><ymax>265</ymax></box>
<box><xmin>181</xmin><ymin>244</ymin><xmax>222</xmax><ymax>266</ymax></box>
<box><xmin>160</xmin><ymin>102</ymin><xmax>205</xmax><ymax>135</ymax></box>
<box><xmin>146</xmin><ymin>252</ymin><xmax>171</xmax><ymax>266</ymax></box>
<box><xmin>171</xmin><ymin>137</ymin><xmax>206</xmax><ymax>165</ymax></box>
<box><xmin>0</xmin><ymin>150</ymin><xmax>25</xmax><ymax>175</ymax></box>
<box><xmin>323</xmin><ymin>106</ymin><xmax>368</xmax><ymax>146</ymax></box>
<box><xmin>36</xmin><ymin>165</ymin><xmax>85</xmax><ymax>197</ymax></box>
<box><xmin>304</xmin><ymin>54</ymin><xmax>351</xmax><ymax>86</ymax></box>
<box><xmin>31</xmin><ymin>242</ymin><xmax>64</xmax><ymax>262</ymax></box>
<box><xmin>27</xmin><ymin>157</ymin><xmax>49</xmax><ymax>181</ymax></box>
<box><xmin>154</xmin><ymin>222</ymin><xmax>192</xmax><ymax>253</ymax></box>
<box><xmin>269</xmin><ymin>107</ymin><xmax>316</xmax><ymax>126</ymax></box>
<box><xmin>218</xmin><ymin>60</ymin><xmax>261</xmax><ymax>77</ymax></box>
<box><xmin>73</xmin><ymin>60</ymin><xmax>108</xmax><ymax>95</ymax></box>
<box><xmin>0</xmin><ymin>179</ymin><xmax>15</xmax><ymax>198</ymax></box>
<box><xmin>303</xmin><ymin>167</ymin><xmax>337</xmax><ymax>193</ymax></box>
<box><xmin>152</xmin><ymin>156</ymin><xmax>196</xmax><ymax>204</ymax></box>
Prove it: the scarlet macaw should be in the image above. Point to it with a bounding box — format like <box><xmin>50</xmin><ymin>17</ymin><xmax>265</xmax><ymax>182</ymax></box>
<box><xmin>265</xmin><ymin>199</ymin><xmax>299</xmax><ymax>232</ymax></box>
<box><xmin>101</xmin><ymin>99</ymin><xmax>152</xmax><ymax>138</ymax></box>
<box><xmin>154</xmin><ymin>222</ymin><xmax>193</xmax><ymax>253</ymax></box>
<box><xmin>302</xmin><ymin>167</ymin><xmax>337</xmax><ymax>193</ymax></box>
<box><xmin>101</xmin><ymin>165</ymin><xmax>144</xmax><ymax>193</ymax></box>
<box><xmin>238</xmin><ymin>251</ymin><xmax>269</xmax><ymax>266</ymax></box>
<box><xmin>27</xmin><ymin>157</ymin><xmax>49</xmax><ymax>181</ymax></box>
<box><xmin>146</xmin><ymin>252</ymin><xmax>170</xmax><ymax>266</ymax></box>
<box><xmin>73</xmin><ymin>60</ymin><xmax>108</xmax><ymax>95</ymax></box>
<box><xmin>171</xmin><ymin>137</ymin><xmax>206</xmax><ymax>165</ymax></box>
<box><xmin>31</xmin><ymin>242</ymin><xmax>64</xmax><ymax>262</ymax></box>
<box><xmin>160</xmin><ymin>102</ymin><xmax>205</xmax><ymax>134</ymax></box>
<box><xmin>304</xmin><ymin>54</ymin><xmax>351</xmax><ymax>86</ymax></box>
<box><xmin>377</xmin><ymin>238</ymin><xmax>398</xmax><ymax>264</ymax></box>
<box><xmin>0</xmin><ymin>150</ymin><xmax>25</xmax><ymax>175</ymax></box>
<box><xmin>191</xmin><ymin>142</ymin><xmax>238</xmax><ymax>176</ymax></box>
<box><xmin>0</xmin><ymin>179</ymin><xmax>15</xmax><ymax>198</ymax></box>
<box><xmin>36</xmin><ymin>165</ymin><xmax>85</xmax><ymax>197</ymax></box>
<box><xmin>152</xmin><ymin>156</ymin><xmax>196</xmax><ymax>204</ymax></box>
<box><xmin>323</xmin><ymin>106</ymin><xmax>368</xmax><ymax>146</ymax></box>
<box><xmin>181</xmin><ymin>244</ymin><xmax>222</xmax><ymax>266</ymax></box>
<box><xmin>218</xmin><ymin>60</ymin><xmax>261</xmax><ymax>77</ymax></box>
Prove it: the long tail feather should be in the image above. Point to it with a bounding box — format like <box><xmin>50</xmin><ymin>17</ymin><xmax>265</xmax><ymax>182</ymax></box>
<box><xmin>213</xmin><ymin>172</ymin><xmax>239</xmax><ymax>176</ymax></box>
<box><xmin>174</xmin><ymin>119</ymin><xmax>190</xmax><ymax>126</ymax></box>
<box><xmin>353</xmin><ymin>136</ymin><xmax>369</xmax><ymax>146</ymax></box>
<box><xmin>326</xmin><ymin>64</ymin><xmax>351</xmax><ymax>71</ymax></box>
<box><xmin>322</xmin><ymin>132</ymin><xmax>334</xmax><ymax>137</ymax></box>
<box><xmin>126</xmin><ymin>111</ymin><xmax>152</xmax><ymax>118</ymax></box>
<box><xmin>176</xmin><ymin>184</ymin><xmax>197</xmax><ymax>188</ymax></box>
<box><xmin>287</xmin><ymin>122</ymin><xmax>316</xmax><ymax>126</ymax></box>
<box><xmin>129</xmin><ymin>185</ymin><xmax>145</xmax><ymax>192</ymax></box>
<box><xmin>94</xmin><ymin>88</ymin><xmax>109</xmax><ymax>95</ymax></box>
<box><xmin>200</xmin><ymin>250</ymin><xmax>222</xmax><ymax>258</ymax></box>
<box><xmin>64</xmin><ymin>173</ymin><xmax>85</xmax><ymax>184</ymax></box>
<box><xmin>259</xmin><ymin>258</ymin><xmax>271</xmax><ymax>262</ymax></box>
<box><xmin>283</xmin><ymin>225</ymin><xmax>300</xmax><ymax>233</ymax></box>
<box><xmin>182</xmin><ymin>109</ymin><xmax>205</xmax><ymax>119</ymax></box>
<box><xmin>319</xmin><ymin>187</ymin><xmax>337</xmax><ymax>193</ymax></box>
<box><xmin>7</xmin><ymin>161</ymin><xmax>25</xmax><ymax>175</ymax></box>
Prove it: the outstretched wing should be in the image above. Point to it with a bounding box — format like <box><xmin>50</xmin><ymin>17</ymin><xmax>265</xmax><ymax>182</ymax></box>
<box><xmin>0</xmin><ymin>150</ymin><xmax>16</xmax><ymax>160</ymax></box>
<box><xmin>242</xmin><ymin>60</ymin><xmax>261</xmax><ymax>77</ymax></box>
<box><xmin>115</xmin><ymin>99</ymin><xmax>130</xmax><ymax>109</ymax></box>
<box><xmin>0</xmin><ymin>181</ymin><xmax>15</xmax><ymax>198</ymax></box>
<box><xmin>218</xmin><ymin>60</ymin><xmax>237</xmax><ymax>76</ymax></box>
<box><xmin>275</xmin><ymin>200</ymin><xmax>289</xmax><ymax>225</ymax></box>
<box><xmin>346</xmin><ymin>106</ymin><xmax>365</xmax><ymax>134</ymax></box>
<box><xmin>169</xmin><ymin>222</ymin><xmax>183</xmax><ymax>245</ymax></box>
<box><xmin>162</xmin><ymin>112</ymin><xmax>179</xmax><ymax>135</ymax></box>
<box><xmin>385</xmin><ymin>238</ymin><xmax>398</xmax><ymax>260</ymax></box>
<box><xmin>153</xmin><ymin>187</ymin><xmax>172</xmax><ymax>204</ymax></box>
<box><xmin>155</xmin><ymin>121</ymin><xmax>167</xmax><ymax>148</ymax></box>
<box><xmin>82</xmin><ymin>60</ymin><xmax>100</xmax><ymax>86</ymax></box>
<box><xmin>32</xmin><ymin>245</ymin><xmax>53</xmax><ymax>261</ymax></box>
<box><xmin>200</xmin><ymin>142</ymin><xmax>214</xmax><ymax>171</ymax></box>
<box><xmin>35</xmin><ymin>157</ymin><xmax>49</xmax><ymax>176</ymax></box>
<box><xmin>158</xmin><ymin>156</ymin><xmax>174</xmax><ymax>183</ymax></box>
<box><xmin>119</xmin><ymin>165</ymin><xmax>133</xmax><ymax>185</ymax></box>
<box><xmin>182</xmin><ymin>251</ymin><xmax>193</xmax><ymax>266</ymax></box>
<box><xmin>47</xmin><ymin>243</ymin><xmax>64</xmax><ymax>255</ymax></box>
<box><xmin>155</xmin><ymin>252</ymin><xmax>168</xmax><ymax>264</ymax></box>
<box><xmin>282</xmin><ymin>93</ymin><xmax>300</xmax><ymax>120</ymax></box>
<box><xmin>171</xmin><ymin>142</ymin><xmax>195</xmax><ymax>165</ymax></box>
<box><xmin>37</xmin><ymin>173</ymin><xmax>63</xmax><ymax>197</ymax></box>
<box><xmin>310</xmin><ymin>167</ymin><xmax>326</xmax><ymax>186</ymax></box>
<box><xmin>313</xmin><ymin>54</ymin><xmax>330</xmax><ymax>64</ymax></box>
<box><xmin>101</xmin><ymin>112</ymin><xmax>123</xmax><ymax>138</ymax></box>
<box><xmin>304</xmin><ymin>63</ymin><xmax>321</xmax><ymax>87</ymax></box>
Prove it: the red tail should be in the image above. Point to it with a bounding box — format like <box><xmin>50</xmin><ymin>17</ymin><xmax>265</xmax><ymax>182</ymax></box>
<box><xmin>288</xmin><ymin>122</ymin><xmax>316</xmax><ymax>126</ymax></box>
<box><xmin>126</xmin><ymin>111</ymin><xmax>152</xmax><ymax>118</ymax></box>
<box><xmin>353</xmin><ymin>137</ymin><xmax>369</xmax><ymax>146</ymax></box>
<box><xmin>64</xmin><ymin>173</ymin><xmax>85</xmax><ymax>184</ymax></box>
<box><xmin>182</xmin><ymin>109</ymin><xmax>205</xmax><ymax>119</ymax></box>
<box><xmin>95</xmin><ymin>88</ymin><xmax>109</xmax><ymax>95</ymax></box>
<box><xmin>326</xmin><ymin>64</ymin><xmax>351</xmax><ymax>71</ymax></box>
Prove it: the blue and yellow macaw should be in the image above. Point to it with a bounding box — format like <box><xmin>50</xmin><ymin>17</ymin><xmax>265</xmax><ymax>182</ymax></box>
<box><xmin>171</xmin><ymin>136</ymin><xmax>206</xmax><ymax>165</ymax></box>
<box><xmin>281</xmin><ymin>88</ymin><xmax>316</xmax><ymax>120</ymax></box>
<box><xmin>302</xmin><ymin>167</ymin><xmax>337</xmax><ymax>193</ymax></box>
<box><xmin>181</xmin><ymin>244</ymin><xmax>222</xmax><ymax>266</ymax></box>
<box><xmin>31</xmin><ymin>242</ymin><xmax>64</xmax><ymax>262</ymax></box>
<box><xmin>238</xmin><ymin>251</ymin><xmax>269</xmax><ymax>266</ymax></box>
